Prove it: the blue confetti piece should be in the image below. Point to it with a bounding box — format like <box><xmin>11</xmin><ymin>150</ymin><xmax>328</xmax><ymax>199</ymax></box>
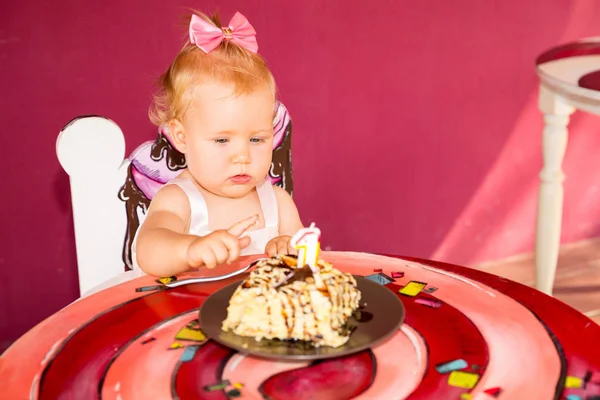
<box><xmin>135</xmin><ymin>285</ymin><xmax>164</xmax><ymax>292</ymax></box>
<box><xmin>435</xmin><ymin>359</ymin><xmax>468</xmax><ymax>374</ymax></box>
<box><xmin>566</xmin><ymin>395</ymin><xmax>582</xmax><ymax>400</ymax></box>
<box><xmin>365</xmin><ymin>273</ymin><xmax>394</xmax><ymax>285</ymax></box>
<box><xmin>180</xmin><ymin>345</ymin><xmax>199</xmax><ymax>362</ymax></box>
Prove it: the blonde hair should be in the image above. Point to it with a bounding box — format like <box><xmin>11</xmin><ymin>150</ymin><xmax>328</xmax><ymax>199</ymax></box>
<box><xmin>149</xmin><ymin>11</ymin><xmax>276</xmax><ymax>126</ymax></box>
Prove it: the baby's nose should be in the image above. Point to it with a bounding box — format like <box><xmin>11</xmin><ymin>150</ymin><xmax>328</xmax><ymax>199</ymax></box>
<box><xmin>231</xmin><ymin>151</ymin><xmax>251</xmax><ymax>164</ymax></box>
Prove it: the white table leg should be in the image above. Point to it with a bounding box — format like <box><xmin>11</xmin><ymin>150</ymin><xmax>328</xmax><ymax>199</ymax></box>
<box><xmin>535</xmin><ymin>85</ymin><xmax>574</xmax><ymax>295</ymax></box>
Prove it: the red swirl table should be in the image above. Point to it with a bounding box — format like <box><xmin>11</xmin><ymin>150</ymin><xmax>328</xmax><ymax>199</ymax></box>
<box><xmin>1</xmin><ymin>252</ymin><xmax>599</xmax><ymax>399</ymax></box>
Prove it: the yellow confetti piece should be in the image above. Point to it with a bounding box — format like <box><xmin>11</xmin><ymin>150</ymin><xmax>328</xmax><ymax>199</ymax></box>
<box><xmin>565</xmin><ymin>376</ymin><xmax>582</xmax><ymax>388</ymax></box>
<box><xmin>170</xmin><ymin>342</ymin><xmax>184</xmax><ymax>349</ymax></box>
<box><xmin>448</xmin><ymin>371</ymin><xmax>479</xmax><ymax>389</ymax></box>
<box><xmin>460</xmin><ymin>394</ymin><xmax>472</xmax><ymax>400</ymax></box>
<box><xmin>233</xmin><ymin>383</ymin><xmax>244</xmax><ymax>389</ymax></box>
<box><xmin>398</xmin><ymin>281</ymin><xmax>427</xmax><ymax>297</ymax></box>
<box><xmin>157</xmin><ymin>276</ymin><xmax>176</xmax><ymax>284</ymax></box>
<box><xmin>175</xmin><ymin>326</ymin><xmax>207</xmax><ymax>342</ymax></box>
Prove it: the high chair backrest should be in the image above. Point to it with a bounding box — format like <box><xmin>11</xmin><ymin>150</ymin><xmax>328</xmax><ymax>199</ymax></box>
<box><xmin>57</xmin><ymin>102</ymin><xmax>293</xmax><ymax>296</ymax></box>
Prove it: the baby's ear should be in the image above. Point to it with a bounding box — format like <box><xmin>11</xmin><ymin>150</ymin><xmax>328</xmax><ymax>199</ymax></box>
<box><xmin>168</xmin><ymin>119</ymin><xmax>187</xmax><ymax>153</ymax></box>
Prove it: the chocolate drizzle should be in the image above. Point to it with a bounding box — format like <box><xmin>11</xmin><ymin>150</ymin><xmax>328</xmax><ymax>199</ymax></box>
<box><xmin>222</xmin><ymin>255</ymin><xmax>362</xmax><ymax>347</ymax></box>
<box><xmin>276</xmin><ymin>265</ymin><xmax>314</xmax><ymax>288</ymax></box>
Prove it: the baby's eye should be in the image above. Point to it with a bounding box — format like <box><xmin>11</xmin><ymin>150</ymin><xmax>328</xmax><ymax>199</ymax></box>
<box><xmin>214</xmin><ymin>138</ymin><xmax>228</xmax><ymax>144</ymax></box>
<box><xmin>250</xmin><ymin>137</ymin><xmax>265</xmax><ymax>143</ymax></box>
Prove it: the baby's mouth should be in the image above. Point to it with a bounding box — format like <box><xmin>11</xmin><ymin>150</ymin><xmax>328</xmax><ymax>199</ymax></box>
<box><xmin>229</xmin><ymin>174</ymin><xmax>252</xmax><ymax>184</ymax></box>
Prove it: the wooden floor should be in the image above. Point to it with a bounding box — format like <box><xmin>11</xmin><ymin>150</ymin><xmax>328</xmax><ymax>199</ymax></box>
<box><xmin>471</xmin><ymin>237</ymin><xmax>600</xmax><ymax>325</ymax></box>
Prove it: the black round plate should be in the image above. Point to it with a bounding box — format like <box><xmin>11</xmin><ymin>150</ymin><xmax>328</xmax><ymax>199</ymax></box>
<box><xmin>199</xmin><ymin>276</ymin><xmax>405</xmax><ymax>360</ymax></box>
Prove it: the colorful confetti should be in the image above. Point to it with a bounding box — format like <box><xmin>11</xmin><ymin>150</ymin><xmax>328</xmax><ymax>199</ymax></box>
<box><xmin>141</xmin><ymin>337</ymin><xmax>156</xmax><ymax>345</ymax></box>
<box><xmin>227</xmin><ymin>389</ymin><xmax>242</xmax><ymax>397</ymax></box>
<box><xmin>187</xmin><ymin>319</ymin><xmax>201</xmax><ymax>329</ymax></box>
<box><xmin>566</xmin><ymin>395</ymin><xmax>582</xmax><ymax>400</ymax></box>
<box><xmin>565</xmin><ymin>376</ymin><xmax>582</xmax><ymax>388</ymax></box>
<box><xmin>424</xmin><ymin>286</ymin><xmax>438</xmax><ymax>293</ymax></box>
<box><xmin>168</xmin><ymin>342</ymin><xmax>184</xmax><ymax>350</ymax></box>
<box><xmin>391</xmin><ymin>271</ymin><xmax>404</xmax><ymax>279</ymax></box>
<box><xmin>435</xmin><ymin>359</ymin><xmax>467</xmax><ymax>374</ymax></box>
<box><xmin>175</xmin><ymin>322</ymin><xmax>207</xmax><ymax>342</ymax></box>
<box><xmin>204</xmin><ymin>380</ymin><xmax>231</xmax><ymax>391</ymax></box>
<box><xmin>180</xmin><ymin>345</ymin><xmax>199</xmax><ymax>362</ymax></box>
<box><xmin>447</xmin><ymin>371</ymin><xmax>479</xmax><ymax>389</ymax></box>
<box><xmin>584</xmin><ymin>370</ymin><xmax>592</xmax><ymax>388</ymax></box>
<box><xmin>483</xmin><ymin>387</ymin><xmax>501</xmax><ymax>397</ymax></box>
<box><xmin>415</xmin><ymin>298</ymin><xmax>442</xmax><ymax>308</ymax></box>
<box><xmin>156</xmin><ymin>276</ymin><xmax>177</xmax><ymax>284</ymax></box>
<box><xmin>373</xmin><ymin>268</ymin><xmax>383</xmax><ymax>273</ymax></box>
<box><xmin>233</xmin><ymin>383</ymin><xmax>244</xmax><ymax>389</ymax></box>
<box><xmin>365</xmin><ymin>273</ymin><xmax>394</xmax><ymax>285</ymax></box>
<box><xmin>398</xmin><ymin>281</ymin><xmax>427</xmax><ymax>297</ymax></box>
<box><xmin>460</xmin><ymin>394</ymin><xmax>472</xmax><ymax>400</ymax></box>
<box><xmin>135</xmin><ymin>285</ymin><xmax>164</xmax><ymax>293</ymax></box>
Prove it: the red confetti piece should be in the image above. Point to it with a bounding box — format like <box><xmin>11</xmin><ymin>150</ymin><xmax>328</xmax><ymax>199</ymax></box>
<box><xmin>483</xmin><ymin>387</ymin><xmax>501</xmax><ymax>397</ymax></box>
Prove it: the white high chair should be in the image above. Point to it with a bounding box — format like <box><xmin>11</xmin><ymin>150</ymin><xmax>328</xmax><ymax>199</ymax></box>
<box><xmin>57</xmin><ymin>116</ymin><xmax>129</xmax><ymax>296</ymax></box>
<box><xmin>534</xmin><ymin>37</ymin><xmax>600</xmax><ymax>295</ymax></box>
<box><xmin>57</xmin><ymin>104</ymin><xmax>294</xmax><ymax>296</ymax></box>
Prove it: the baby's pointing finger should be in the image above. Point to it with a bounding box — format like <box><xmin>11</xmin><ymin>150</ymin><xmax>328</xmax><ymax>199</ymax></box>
<box><xmin>227</xmin><ymin>214</ymin><xmax>259</xmax><ymax>237</ymax></box>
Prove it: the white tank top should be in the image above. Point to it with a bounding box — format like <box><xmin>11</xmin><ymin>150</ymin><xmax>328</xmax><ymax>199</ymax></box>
<box><xmin>131</xmin><ymin>178</ymin><xmax>280</xmax><ymax>274</ymax></box>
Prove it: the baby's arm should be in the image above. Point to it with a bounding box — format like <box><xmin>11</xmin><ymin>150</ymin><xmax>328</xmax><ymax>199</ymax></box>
<box><xmin>135</xmin><ymin>185</ymin><xmax>196</xmax><ymax>277</ymax></box>
<box><xmin>136</xmin><ymin>185</ymin><xmax>257</xmax><ymax>276</ymax></box>
<box><xmin>265</xmin><ymin>186</ymin><xmax>304</xmax><ymax>256</ymax></box>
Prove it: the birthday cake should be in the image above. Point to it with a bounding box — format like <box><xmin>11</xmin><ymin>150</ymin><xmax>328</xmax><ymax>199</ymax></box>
<box><xmin>221</xmin><ymin>254</ymin><xmax>362</xmax><ymax>348</ymax></box>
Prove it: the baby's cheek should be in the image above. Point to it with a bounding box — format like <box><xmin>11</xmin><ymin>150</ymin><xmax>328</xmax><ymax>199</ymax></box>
<box><xmin>254</xmin><ymin>148</ymin><xmax>273</xmax><ymax>171</ymax></box>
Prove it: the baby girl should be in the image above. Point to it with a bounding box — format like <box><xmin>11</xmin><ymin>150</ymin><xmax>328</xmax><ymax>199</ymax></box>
<box><xmin>134</xmin><ymin>11</ymin><xmax>303</xmax><ymax>277</ymax></box>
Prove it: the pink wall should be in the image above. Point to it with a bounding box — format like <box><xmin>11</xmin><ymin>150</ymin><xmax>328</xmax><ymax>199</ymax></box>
<box><xmin>2</xmin><ymin>1</ymin><xmax>600</xmax><ymax>351</ymax></box>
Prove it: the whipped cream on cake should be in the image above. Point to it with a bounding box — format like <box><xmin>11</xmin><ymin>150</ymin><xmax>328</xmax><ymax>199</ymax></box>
<box><xmin>221</xmin><ymin>255</ymin><xmax>361</xmax><ymax>348</ymax></box>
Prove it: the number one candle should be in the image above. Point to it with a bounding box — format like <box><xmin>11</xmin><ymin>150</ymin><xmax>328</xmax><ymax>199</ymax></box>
<box><xmin>290</xmin><ymin>222</ymin><xmax>321</xmax><ymax>271</ymax></box>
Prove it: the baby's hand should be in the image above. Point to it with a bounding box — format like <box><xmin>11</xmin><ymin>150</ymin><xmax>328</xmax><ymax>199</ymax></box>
<box><xmin>265</xmin><ymin>235</ymin><xmax>298</xmax><ymax>257</ymax></box>
<box><xmin>186</xmin><ymin>215</ymin><xmax>258</xmax><ymax>269</ymax></box>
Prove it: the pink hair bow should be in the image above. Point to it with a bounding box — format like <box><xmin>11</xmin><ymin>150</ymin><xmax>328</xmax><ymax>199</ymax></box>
<box><xmin>189</xmin><ymin>12</ymin><xmax>258</xmax><ymax>54</ymax></box>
